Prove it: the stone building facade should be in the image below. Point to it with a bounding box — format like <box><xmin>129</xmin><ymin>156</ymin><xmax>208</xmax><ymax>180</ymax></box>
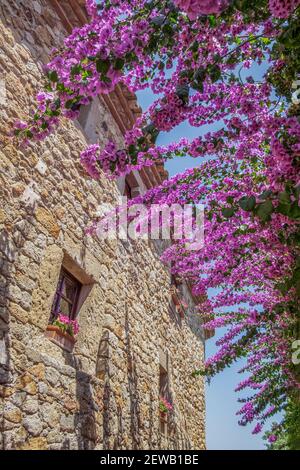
<box><xmin>0</xmin><ymin>0</ymin><xmax>207</xmax><ymax>450</ymax></box>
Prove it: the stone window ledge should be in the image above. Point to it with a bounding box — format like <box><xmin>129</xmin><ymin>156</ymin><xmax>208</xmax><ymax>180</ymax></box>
<box><xmin>45</xmin><ymin>325</ymin><xmax>76</xmax><ymax>353</ymax></box>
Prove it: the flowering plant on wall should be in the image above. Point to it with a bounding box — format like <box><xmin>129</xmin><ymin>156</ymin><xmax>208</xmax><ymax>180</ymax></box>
<box><xmin>52</xmin><ymin>314</ymin><xmax>80</xmax><ymax>337</ymax></box>
<box><xmin>159</xmin><ymin>397</ymin><xmax>174</xmax><ymax>414</ymax></box>
<box><xmin>13</xmin><ymin>0</ymin><xmax>300</xmax><ymax>446</ymax></box>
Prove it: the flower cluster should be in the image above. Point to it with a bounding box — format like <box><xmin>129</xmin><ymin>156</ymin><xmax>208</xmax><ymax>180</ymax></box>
<box><xmin>174</xmin><ymin>0</ymin><xmax>230</xmax><ymax>18</ymax></box>
<box><xmin>13</xmin><ymin>1</ymin><xmax>152</xmax><ymax>142</ymax></box>
<box><xmin>14</xmin><ymin>91</ymin><xmax>61</xmax><ymax>144</ymax></box>
<box><xmin>80</xmin><ymin>142</ymin><xmax>132</xmax><ymax>178</ymax></box>
<box><xmin>52</xmin><ymin>314</ymin><xmax>80</xmax><ymax>337</ymax></box>
<box><xmin>80</xmin><ymin>144</ymin><xmax>101</xmax><ymax>179</ymax></box>
<box><xmin>85</xmin><ymin>0</ymin><xmax>99</xmax><ymax>19</ymax></box>
<box><xmin>150</xmin><ymin>91</ymin><xmax>189</xmax><ymax>132</ymax></box>
<box><xmin>269</xmin><ymin>0</ymin><xmax>300</xmax><ymax>18</ymax></box>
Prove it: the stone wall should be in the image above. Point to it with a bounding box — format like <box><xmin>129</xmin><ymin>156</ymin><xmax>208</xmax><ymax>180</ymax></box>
<box><xmin>0</xmin><ymin>0</ymin><xmax>206</xmax><ymax>450</ymax></box>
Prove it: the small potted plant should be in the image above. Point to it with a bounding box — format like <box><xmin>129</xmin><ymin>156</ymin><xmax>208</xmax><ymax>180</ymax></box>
<box><xmin>46</xmin><ymin>314</ymin><xmax>79</xmax><ymax>352</ymax></box>
<box><xmin>159</xmin><ymin>396</ymin><xmax>173</xmax><ymax>415</ymax></box>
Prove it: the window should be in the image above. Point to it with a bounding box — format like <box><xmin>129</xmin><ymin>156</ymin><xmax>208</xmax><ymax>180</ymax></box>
<box><xmin>123</xmin><ymin>173</ymin><xmax>140</xmax><ymax>200</ymax></box>
<box><xmin>77</xmin><ymin>101</ymin><xmax>92</xmax><ymax>130</ymax></box>
<box><xmin>159</xmin><ymin>365</ymin><xmax>168</xmax><ymax>435</ymax></box>
<box><xmin>77</xmin><ymin>99</ymin><xmax>103</xmax><ymax>144</ymax></box>
<box><xmin>124</xmin><ymin>178</ymin><xmax>132</xmax><ymax>199</ymax></box>
<box><xmin>159</xmin><ymin>354</ymin><xmax>170</xmax><ymax>437</ymax></box>
<box><xmin>170</xmin><ymin>273</ymin><xmax>184</xmax><ymax>321</ymax></box>
<box><xmin>45</xmin><ymin>255</ymin><xmax>94</xmax><ymax>352</ymax></box>
<box><xmin>159</xmin><ymin>364</ymin><xmax>168</xmax><ymax>400</ymax></box>
<box><xmin>50</xmin><ymin>268</ymin><xmax>82</xmax><ymax>323</ymax></box>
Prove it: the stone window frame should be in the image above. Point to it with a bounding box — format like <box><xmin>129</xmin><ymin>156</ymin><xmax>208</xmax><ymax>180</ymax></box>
<box><xmin>52</xmin><ymin>252</ymin><xmax>95</xmax><ymax>319</ymax></box>
<box><xmin>50</xmin><ymin>267</ymin><xmax>82</xmax><ymax>323</ymax></box>
<box><xmin>45</xmin><ymin>252</ymin><xmax>95</xmax><ymax>352</ymax></box>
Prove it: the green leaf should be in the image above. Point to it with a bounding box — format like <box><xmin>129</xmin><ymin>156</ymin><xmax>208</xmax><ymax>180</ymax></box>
<box><xmin>192</xmin><ymin>369</ymin><xmax>203</xmax><ymax>377</ymax></box>
<box><xmin>289</xmin><ymin>203</ymin><xmax>300</xmax><ymax>220</ymax></box>
<box><xmin>101</xmin><ymin>74</ymin><xmax>112</xmax><ymax>83</ymax></box>
<box><xmin>208</xmin><ymin>15</ymin><xmax>216</xmax><ymax>28</ymax></box>
<box><xmin>222</xmin><ymin>207</ymin><xmax>235</xmax><ymax>218</ymax></box>
<box><xmin>65</xmin><ymin>100</ymin><xmax>75</xmax><ymax>109</ymax></box>
<box><xmin>114</xmin><ymin>58</ymin><xmax>125</xmax><ymax>70</ymax></box>
<box><xmin>71</xmin><ymin>64</ymin><xmax>82</xmax><ymax>76</ymax></box>
<box><xmin>277</xmin><ymin>281</ymin><xmax>290</xmax><ymax>295</ymax></box>
<box><xmin>56</xmin><ymin>83</ymin><xmax>67</xmax><ymax>94</ymax></box>
<box><xmin>81</xmin><ymin>70</ymin><xmax>92</xmax><ymax>80</ymax></box>
<box><xmin>54</xmin><ymin>98</ymin><xmax>61</xmax><ymax>108</ymax></box>
<box><xmin>191</xmin><ymin>41</ymin><xmax>199</xmax><ymax>53</ymax></box>
<box><xmin>256</xmin><ymin>200</ymin><xmax>273</xmax><ymax>222</ymax></box>
<box><xmin>137</xmin><ymin>136</ymin><xmax>145</xmax><ymax>145</ymax></box>
<box><xmin>45</xmin><ymin>108</ymin><xmax>60</xmax><ymax>117</ymax></box>
<box><xmin>194</xmin><ymin>67</ymin><xmax>206</xmax><ymax>82</ymax></box>
<box><xmin>48</xmin><ymin>70</ymin><xmax>58</xmax><ymax>82</ymax></box>
<box><xmin>131</xmin><ymin>154</ymin><xmax>138</xmax><ymax>165</ymax></box>
<box><xmin>162</xmin><ymin>23</ymin><xmax>174</xmax><ymax>35</ymax></box>
<box><xmin>278</xmin><ymin>191</ymin><xmax>291</xmax><ymax>204</ymax></box>
<box><xmin>110</xmin><ymin>161</ymin><xmax>117</xmax><ymax>173</ymax></box>
<box><xmin>208</xmin><ymin>64</ymin><xmax>221</xmax><ymax>83</ymax></box>
<box><xmin>276</xmin><ymin>191</ymin><xmax>292</xmax><ymax>216</ymax></box>
<box><xmin>261</xmin><ymin>37</ymin><xmax>271</xmax><ymax>45</ymax></box>
<box><xmin>277</xmin><ymin>202</ymin><xmax>290</xmax><ymax>216</ymax></box>
<box><xmin>238</xmin><ymin>196</ymin><xmax>256</xmax><ymax>212</ymax></box>
<box><xmin>294</xmin><ymin>185</ymin><xmax>300</xmax><ymax>199</ymax></box>
<box><xmin>227</xmin><ymin>56</ymin><xmax>237</xmax><ymax>66</ymax></box>
<box><xmin>128</xmin><ymin>144</ymin><xmax>136</xmax><ymax>156</ymax></box>
<box><xmin>234</xmin><ymin>37</ymin><xmax>242</xmax><ymax>45</ymax></box>
<box><xmin>176</xmin><ymin>84</ymin><xmax>189</xmax><ymax>104</ymax></box>
<box><xmin>226</xmin><ymin>196</ymin><xmax>234</xmax><ymax>204</ymax></box>
<box><xmin>292</xmin><ymin>268</ymin><xmax>300</xmax><ymax>284</ymax></box>
<box><xmin>191</xmin><ymin>81</ymin><xmax>203</xmax><ymax>93</ymax></box>
<box><xmin>96</xmin><ymin>59</ymin><xmax>110</xmax><ymax>74</ymax></box>
<box><xmin>279</xmin><ymin>24</ymin><xmax>300</xmax><ymax>49</ymax></box>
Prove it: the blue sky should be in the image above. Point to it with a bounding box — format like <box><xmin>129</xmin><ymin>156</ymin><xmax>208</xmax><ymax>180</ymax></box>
<box><xmin>205</xmin><ymin>331</ymin><xmax>264</xmax><ymax>450</ymax></box>
<box><xmin>136</xmin><ymin>77</ymin><xmax>268</xmax><ymax>449</ymax></box>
